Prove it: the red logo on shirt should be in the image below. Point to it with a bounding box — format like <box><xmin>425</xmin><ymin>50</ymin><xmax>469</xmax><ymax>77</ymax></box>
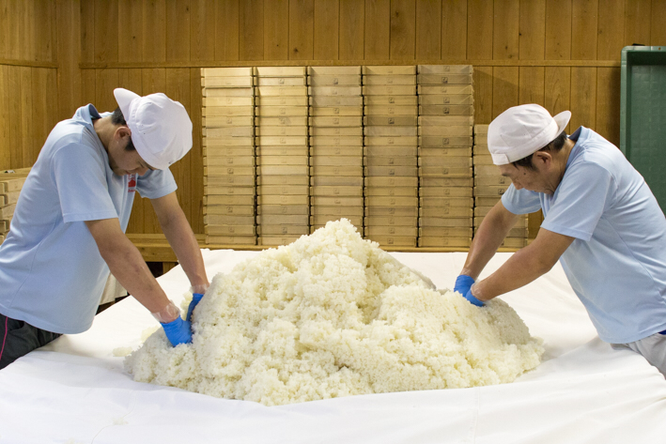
<box><xmin>128</xmin><ymin>174</ymin><xmax>137</xmax><ymax>193</ymax></box>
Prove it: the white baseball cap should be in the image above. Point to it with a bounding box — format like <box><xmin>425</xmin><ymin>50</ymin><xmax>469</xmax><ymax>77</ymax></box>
<box><xmin>113</xmin><ymin>88</ymin><xmax>193</xmax><ymax>170</ymax></box>
<box><xmin>487</xmin><ymin>104</ymin><xmax>571</xmax><ymax>165</ymax></box>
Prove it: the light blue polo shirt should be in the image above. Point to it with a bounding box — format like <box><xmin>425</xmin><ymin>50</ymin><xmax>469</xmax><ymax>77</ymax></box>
<box><xmin>0</xmin><ymin>104</ymin><xmax>177</xmax><ymax>334</ymax></box>
<box><xmin>501</xmin><ymin>127</ymin><xmax>666</xmax><ymax>344</ymax></box>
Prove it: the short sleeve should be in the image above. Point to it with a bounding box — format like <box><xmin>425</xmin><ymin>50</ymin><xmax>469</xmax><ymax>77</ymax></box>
<box><xmin>135</xmin><ymin>167</ymin><xmax>178</xmax><ymax>199</ymax></box>
<box><xmin>541</xmin><ymin>162</ymin><xmax>615</xmax><ymax>241</ymax></box>
<box><xmin>52</xmin><ymin>144</ymin><xmax>118</xmax><ymax>223</ymax></box>
<box><xmin>501</xmin><ymin>184</ymin><xmax>541</xmax><ymax>215</ymax></box>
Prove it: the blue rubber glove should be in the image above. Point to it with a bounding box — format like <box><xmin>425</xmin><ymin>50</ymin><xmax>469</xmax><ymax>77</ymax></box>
<box><xmin>161</xmin><ymin>317</ymin><xmax>193</xmax><ymax>346</ymax></box>
<box><xmin>463</xmin><ymin>287</ymin><xmax>485</xmax><ymax>307</ymax></box>
<box><xmin>186</xmin><ymin>293</ymin><xmax>204</xmax><ymax>322</ymax></box>
<box><xmin>454</xmin><ymin>275</ymin><xmax>475</xmax><ymax>296</ymax></box>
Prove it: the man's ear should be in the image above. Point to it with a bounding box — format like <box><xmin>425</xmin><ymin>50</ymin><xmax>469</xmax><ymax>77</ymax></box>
<box><xmin>115</xmin><ymin>125</ymin><xmax>131</xmax><ymax>141</ymax></box>
<box><xmin>533</xmin><ymin>151</ymin><xmax>552</xmax><ymax>168</ymax></box>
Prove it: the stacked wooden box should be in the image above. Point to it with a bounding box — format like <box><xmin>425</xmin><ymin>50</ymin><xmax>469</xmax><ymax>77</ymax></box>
<box><xmin>0</xmin><ymin>169</ymin><xmax>30</xmax><ymax>245</ymax></box>
<box><xmin>362</xmin><ymin>66</ymin><xmax>419</xmax><ymax>247</ymax></box>
<box><xmin>417</xmin><ymin>65</ymin><xmax>475</xmax><ymax>248</ymax></box>
<box><xmin>472</xmin><ymin>124</ymin><xmax>529</xmax><ymax>248</ymax></box>
<box><xmin>254</xmin><ymin>67</ymin><xmax>310</xmax><ymax>246</ymax></box>
<box><xmin>307</xmin><ymin>66</ymin><xmax>364</xmax><ymax>233</ymax></box>
<box><xmin>201</xmin><ymin>68</ymin><xmax>256</xmax><ymax>245</ymax></box>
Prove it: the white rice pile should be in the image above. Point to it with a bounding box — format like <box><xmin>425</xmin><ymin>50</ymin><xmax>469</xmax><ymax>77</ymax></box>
<box><xmin>125</xmin><ymin>219</ymin><xmax>543</xmax><ymax>405</ymax></box>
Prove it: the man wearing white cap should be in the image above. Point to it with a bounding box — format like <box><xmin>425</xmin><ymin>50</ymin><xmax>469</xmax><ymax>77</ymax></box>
<box><xmin>0</xmin><ymin>88</ymin><xmax>209</xmax><ymax>369</ymax></box>
<box><xmin>454</xmin><ymin>104</ymin><xmax>666</xmax><ymax>374</ymax></box>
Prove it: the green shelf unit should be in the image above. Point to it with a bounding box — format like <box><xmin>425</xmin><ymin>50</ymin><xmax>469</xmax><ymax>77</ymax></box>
<box><xmin>620</xmin><ymin>45</ymin><xmax>666</xmax><ymax>213</ymax></box>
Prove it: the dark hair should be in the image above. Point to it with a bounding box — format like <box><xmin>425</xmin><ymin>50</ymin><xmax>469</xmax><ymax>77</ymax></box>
<box><xmin>512</xmin><ymin>131</ymin><xmax>568</xmax><ymax>170</ymax></box>
<box><xmin>111</xmin><ymin>107</ymin><xmax>136</xmax><ymax>151</ymax></box>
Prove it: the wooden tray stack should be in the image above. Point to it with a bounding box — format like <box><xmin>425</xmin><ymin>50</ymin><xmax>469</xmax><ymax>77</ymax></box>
<box><xmin>307</xmin><ymin>66</ymin><xmax>364</xmax><ymax>233</ymax></box>
<box><xmin>201</xmin><ymin>67</ymin><xmax>257</xmax><ymax>245</ymax></box>
<box><xmin>362</xmin><ymin>66</ymin><xmax>419</xmax><ymax>247</ymax></box>
<box><xmin>417</xmin><ymin>65</ymin><xmax>475</xmax><ymax>248</ymax></box>
<box><xmin>0</xmin><ymin>168</ymin><xmax>30</xmax><ymax>245</ymax></box>
<box><xmin>472</xmin><ymin>124</ymin><xmax>529</xmax><ymax>248</ymax></box>
<box><xmin>254</xmin><ymin>67</ymin><xmax>310</xmax><ymax>246</ymax></box>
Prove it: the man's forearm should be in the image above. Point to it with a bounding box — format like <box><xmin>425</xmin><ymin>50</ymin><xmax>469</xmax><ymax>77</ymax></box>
<box><xmin>160</xmin><ymin>210</ymin><xmax>209</xmax><ymax>290</ymax></box>
<box><xmin>461</xmin><ymin>202</ymin><xmax>519</xmax><ymax>279</ymax></box>
<box><xmin>87</xmin><ymin>219</ymin><xmax>174</xmax><ymax>316</ymax></box>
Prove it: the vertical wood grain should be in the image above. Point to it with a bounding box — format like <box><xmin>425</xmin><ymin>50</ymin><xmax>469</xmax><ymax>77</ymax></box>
<box><xmin>290</xmin><ymin>0</ymin><xmax>315</xmax><ymax>60</ymax></box>
<box><xmin>190</xmin><ymin>0</ymin><xmax>216</xmax><ymax>61</ymax></box>
<box><xmin>365</xmin><ymin>0</ymin><xmax>390</xmax><ymax>60</ymax></box>
<box><xmin>571</xmin><ymin>0</ymin><xmax>598</xmax><ymax>60</ymax></box>
<box><xmin>19</xmin><ymin>67</ymin><xmax>32</xmax><ymax>167</ymax></box>
<box><xmin>20</xmin><ymin>0</ymin><xmax>35</xmax><ymax>62</ymax></box>
<box><xmin>595</xmin><ymin>67</ymin><xmax>620</xmax><ymax>146</ymax></box>
<box><xmin>56</xmin><ymin>0</ymin><xmax>82</xmax><ymax>121</ymax></box>
<box><xmin>467</xmin><ymin>0</ymin><xmax>492</xmax><ymax>59</ymax></box>
<box><xmin>340</xmin><ymin>0</ymin><xmax>364</xmax><ymax>59</ymax></box>
<box><xmin>519</xmin><ymin>67</ymin><xmax>545</xmax><ymax>105</ymax></box>
<box><xmin>473</xmin><ymin>66</ymin><xmax>493</xmax><ymax>124</ymax></box>
<box><xmin>545</xmin><ymin>0</ymin><xmax>571</xmax><ymax>60</ymax></box>
<box><xmin>650</xmin><ymin>0</ymin><xmax>666</xmax><ymax>45</ymax></box>
<box><xmin>190</xmin><ymin>67</ymin><xmax>204</xmax><ymax>234</ymax></box>
<box><xmin>96</xmin><ymin>69</ymin><xmax>120</xmax><ymax>112</ymax></box>
<box><xmin>215</xmin><ymin>0</ymin><xmax>240</xmax><ymax>61</ymax></box>
<box><xmin>415</xmin><ymin>0</ymin><xmax>441</xmax><ymax>60</ymax></box>
<box><xmin>441</xmin><ymin>0</ymin><xmax>467</xmax><ymax>59</ymax></box>
<box><xmin>596</xmin><ymin>0</ymin><xmax>624</xmax><ymax>61</ymax></box>
<box><xmin>142</xmin><ymin>0</ymin><xmax>167</xmax><ymax>63</ymax></box>
<box><xmin>264</xmin><ymin>0</ymin><xmax>289</xmax><ymax>60</ymax></box>
<box><xmin>240</xmin><ymin>0</ymin><xmax>263</xmax><ymax>60</ymax></box>
<box><xmin>0</xmin><ymin>66</ymin><xmax>9</xmax><ymax>169</ymax></box>
<box><xmin>624</xmin><ymin>0</ymin><xmax>650</xmax><ymax>46</ymax></box>
<box><xmin>390</xmin><ymin>0</ymin><xmax>416</xmax><ymax>60</ymax></box>
<box><xmin>544</xmin><ymin>67</ymin><xmax>571</xmax><ymax>129</ymax></box>
<box><xmin>314</xmin><ymin>0</ymin><xmax>340</xmax><ymax>60</ymax></box>
<box><xmin>493</xmin><ymin>0</ymin><xmax>519</xmax><ymax>60</ymax></box>
<box><xmin>519</xmin><ymin>0</ymin><xmax>546</xmax><ymax>60</ymax></box>
<box><xmin>569</xmin><ymin>67</ymin><xmax>596</xmax><ymax>130</ymax></box>
<box><xmin>492</xmin><ymin>67</ymin><xmax>519</xmax><ymax>118</ymax></box>
<box><xmin>166</xmin><ymin>0</ymin><xmax>191</xmax><ymax>62</ymax></box>
<box><xmin>80</xmin><ymin>0</ymin><xmax>95</xmax><ymax>63</ymax></box>
<box><xmin>94</xmin><ymin>0</ymin><xmax>119</xmax><ymax>63</ymax></box>
<box><xmin>118</xmin><ymin>0</ymin><xmax>144</xmax><ymax>63</ymax></box>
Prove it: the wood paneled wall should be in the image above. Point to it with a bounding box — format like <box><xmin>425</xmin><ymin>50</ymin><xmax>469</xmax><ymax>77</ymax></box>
<box><xmin>3</xmin><ymin>0</ymin><xmax>666</xmax><ymax>238</ymax></box>
<box><xmin>0</xmin><ymin>0</ymin><xmax>59</xmax><ymax>171</ymax></box>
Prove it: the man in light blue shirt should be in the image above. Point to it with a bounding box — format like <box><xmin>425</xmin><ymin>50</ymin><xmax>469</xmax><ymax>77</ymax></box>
<box><xmin>454</xmin><ymin>104</ymin><xmax>666</xmax><ymax>375</ymax></box>
<box><xmin>0</xmin><ymin>89</ymin><xmax>209</xmax><ymax>369</ymax></box>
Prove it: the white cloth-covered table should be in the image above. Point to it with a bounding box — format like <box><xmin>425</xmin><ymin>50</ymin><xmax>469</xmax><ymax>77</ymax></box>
<box><xmin>1</xmin><ymin>250</ymin><xmax>665</xmax><ymax>443</ymax></box>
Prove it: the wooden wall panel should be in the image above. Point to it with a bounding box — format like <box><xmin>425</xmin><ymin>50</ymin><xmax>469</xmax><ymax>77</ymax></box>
<box><xmin>493</xmin><ymin>0</ymin><xmax>519</xmax><ymax>60</ymax></box>
<box><xmin>290</xmin><ymin>0</ymin><xmax>315</xmax><ymax>60</ymax></box>
<box><xmin>441</xmin><ymin>0</ymin><xmax>467</xmax><ymax>59</ymax></box>
<box><xmin>314</xmin><ymin>0</ymin><xmax>340</xmax><ymax>60</ymax></box>
<box><xmin>340</xmin><ymin>0</ymin><xmax>364</xmax><ymax>59</ymax></box>
<box><xmin>519</xmin><ymin>0</ymin><xmax>545</xmax><ymax>60</ymax></box>
<box><xmin>365</xmin><ymin>0</ymin><xmax>391</xmax><ymax>60</ymax></box>
<box><xmin>467</xmin><ymin>0</ymin><xmax>493</xmax><ymax>60</ymax></box>
<box><xmin>1</xmin><ymin>0</ymin><xmax>656</xmax><ymax>243</ymax></box>
<box><xmin>624</xmin><ymin>0</ymin><xmax>651</xmax><ymax>46</ymax></box>
<box><xmin>390</xmin><ymin>0</ymin><xmax>416</xmax><ymax>60</ymax></box>
<box><xmin>190</xmin><ymin>0</ymin><xmax>216</xmax><ymax>62</ymax></box>
<box><xmin>415</xmin><ymin>0</ymin><xmax>441</xmax><ymax>60</ymax></box>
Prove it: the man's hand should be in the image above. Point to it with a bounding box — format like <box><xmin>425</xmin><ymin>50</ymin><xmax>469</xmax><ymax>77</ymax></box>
<box><xmin>454</xmin><ymin>275</ymin><xmax>475</xmax><ymax>295</ymax></box>
<box><xmin>186</xmin><ymin>293</ymin><xmax>204</xmax><ymax>322</ymax></box>
<box><xmin>161</xmin><ymin>317</ymin><xmax>193</xmax><ymax>346</ymax></box>
<box><xmin>463</xmin><ymin>286</ymin><xmax>485</xmax><ymax>307</ymax></box>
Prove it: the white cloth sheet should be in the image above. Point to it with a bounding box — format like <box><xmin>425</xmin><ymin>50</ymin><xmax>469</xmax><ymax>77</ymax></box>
<box><xmin>1</xmin><ymin>250</ymin><xmax>665</xmax><ymax>444</ymax></box>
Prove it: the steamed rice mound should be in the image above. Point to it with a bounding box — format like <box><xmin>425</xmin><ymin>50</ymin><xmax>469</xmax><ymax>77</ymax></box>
<box><xmin>125</xmin><ymin>219</ymin><xmax>544</xmax><ymax>405</ymax></box>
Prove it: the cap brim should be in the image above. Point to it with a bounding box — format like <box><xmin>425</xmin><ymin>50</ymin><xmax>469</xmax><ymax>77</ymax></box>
<box><xmin>553</xmin><ymin>110</ymin><xmax>572</xmax><ymax>136</ymax></box>
<box><xmin>113</xmin><ymin>88</ymin><xmax>141</xmax><ymax>121</ymax></box>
